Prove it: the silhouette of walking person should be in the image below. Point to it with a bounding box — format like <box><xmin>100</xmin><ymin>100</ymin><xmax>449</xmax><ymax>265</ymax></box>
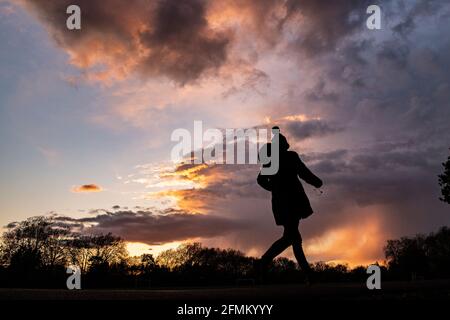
<box><xmin>256</xmin><ymin>127</ymin><xmax>323</xmax><ymax>283</ymax></box>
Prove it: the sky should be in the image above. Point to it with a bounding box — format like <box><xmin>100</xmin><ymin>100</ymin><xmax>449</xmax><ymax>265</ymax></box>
<box><xmin>0</xmin><ymin>0</ymin><xmax>449</xmax><ymax>266</ymax></box>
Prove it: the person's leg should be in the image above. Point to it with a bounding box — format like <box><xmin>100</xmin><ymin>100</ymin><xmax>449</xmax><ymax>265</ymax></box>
<box><xmin>260</xmin><ymin>233</ymin><xmax>291</xmax><ymax>264</ymax></box>
<box><xmin>284</xmin><ymin>221</ymin><xmax>311</xmax><ymax>274</ymax></box>
<box><xmin>256</xmin><ymin>227</ymin><xmax>291</xmax><ymax>283</ymax></box>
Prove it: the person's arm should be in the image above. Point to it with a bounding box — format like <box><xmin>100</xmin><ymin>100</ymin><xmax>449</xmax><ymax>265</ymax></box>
<box><xmin>296</xmin><ymin>154</ymin><xmax>323</xmax><ymax>188</ymax></box>
<box><xmin>257</xmin><ymin>172</ymin><xmax>273</xmax><ymax>191</ymax></box>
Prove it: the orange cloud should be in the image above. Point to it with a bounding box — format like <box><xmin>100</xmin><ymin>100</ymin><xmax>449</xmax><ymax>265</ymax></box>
<box><xmin>149</xmin><ymin>162</ymin><xmax>241</xmax><ymax>213</ymax></box>
<box><xmin>154</xmin><ymin>189</ymin><xmax>209</xmax><ymax>214</ymax></box>
<box><xmin>71</xmin><ymin>184</ymin><xmax>103</xmax><ymax>193</ymax></box>
<box><xmin>304</xmin><ymin>208</ymin><xmax>387</xmax><ymax>267</ymax></box>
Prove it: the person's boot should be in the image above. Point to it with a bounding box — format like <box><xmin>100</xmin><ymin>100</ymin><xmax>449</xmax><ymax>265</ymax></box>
<box><xmin>303</xmin><ymin>269</ymin><xmax>316</xmax><ymax>286</ymax></box>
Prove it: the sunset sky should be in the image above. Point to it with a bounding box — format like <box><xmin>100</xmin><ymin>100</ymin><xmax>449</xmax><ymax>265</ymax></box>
<box><xmin>1</xmin><ymin>0</ymin><xmax>449</xmax><ymax>266</ymax></box>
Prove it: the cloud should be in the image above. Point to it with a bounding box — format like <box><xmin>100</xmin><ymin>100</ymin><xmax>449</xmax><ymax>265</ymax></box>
<box><xmin>304</xmin><ymin>211</ymin><xmax>385</xmax><ymax>266</ymax></box>
<box><xmin>15</xmin><ymin>0</ymin><xmax>381</xmax><ymax>84</ymax></box>
<box><xmin>392</xmin><ymin>0</ymin><xmax>449</xmax><ymax>37</ymax></box>
<box><xmin>17</xmin><ymin>0</ymin><xmax>231</xmax><ymax>84</ymax></box>
<box><xmin>0</xmin><ymin>3</ymin><xmax>15</xmax><ymax>16</ymax></box>
<box><xmin>284</xmin><ymin>119</ymin><xmax>343</xmax><ymax>141</ymax></box>
<box><xmin>138</xmin><ymin>0</ymin><xmax>230</xmax><ymax>84</ymax></box>
<box><xmin>283</xmin><ymin>0</ymin><xmax>373</xmax><ymax>57</ymax></box>
<box><xmin>254</xmin><ymin>114</ymin><xmax>344</xmax><ymax>142</ymax></box>
<box><xmin>55</xmin><ymin>209</ymin><xmax>249</xmax><ymax>245</ymax></box>
<box><xmin>71</xmin><ymin>184</ymin><xmax>103</xmax><ymax>193</ymax></box>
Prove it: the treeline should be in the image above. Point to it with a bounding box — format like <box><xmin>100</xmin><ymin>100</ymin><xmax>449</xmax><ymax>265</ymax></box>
<box><xmin>384</xmin><ymin>226</ymin><xmax>450</xmax><ymax>280</ymax></box>
<box><xmin>0</xmin><ymin>216</ymin><xmax>449</xmax><ymax>288</ymax></box>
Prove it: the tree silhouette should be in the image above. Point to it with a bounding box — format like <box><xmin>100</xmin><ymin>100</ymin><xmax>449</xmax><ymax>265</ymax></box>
<box><xmin>438</xmin><ymin>149</ymin><xmax>450</xmax><ymax>204</ymax></box>
<box><xmin>1</xmin><ymin>216</ymin><xmax>70</xmax><ymax>268</ymax></box>
<box><xmin>0</xmin><ymin>216</ymin><xmax>127</xmax><ymax>278</ymax></box>
<box><xmin>141</xmin><ymin>254</ymin><xmax>157</xmax><ymax>271</ymax></box>
<box><xmin>384</xmin><ymin>227</ymin><xmax>450</xmax><ymax>279</ymax></box>
<box><xmin>385</xmin><ymin>235</ymin><xmax>428</xmax><ymax>279</ymax></box>
<box><xmin>9</xmin><ymin>245</ymin><xmax>42</xmax><ymax>273</ymax></box>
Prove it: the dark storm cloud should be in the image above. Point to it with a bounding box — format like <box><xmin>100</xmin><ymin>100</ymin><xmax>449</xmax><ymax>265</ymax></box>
<box><xmin>19</xmin><ymin>0</ymin><xmax>230</xmax><ymax>84</ymax></box>
<box><xmin>19</xmin><ymin>0</ymin><xmax>449</xmax><ymax>86</ymax></box>
<box><xmin>376</xmin><ymin>43</ymin><xmax>410</xmax><ymax>69</ymax></box>
<box><xmin>392</xmin><ymin>0</ymin><xmax>449</xmax><ymax>36</ymax></box>
<box><xmin>304</xmin><ymin>79</ymin><xmax>341</xmax><ymax>102</ymax></box>
<box><xmin>305</xmin><ymin>144</ymin><xmax>446</xmax><ymax>206</ymax></box>
<box><xmin>284</xmin><ymin>0</ymin><xmax>373</xmax><ymax>56</ymax></box>
<box><xmin>19</xmin><ymin>0</ymin><xmax>143</xmax><ymax>45</ymax></box>
<box><xmin>251</xmin><ymin>117</ymin><xmax>344</xmax><ymax>142</ymax></box>
<box><xmin>283</xmin><ymin>2</ymin><xmax>450</xmax><ymax>143</ymax></box>
<box><xmin>138</xmin><ymin>0</ymin><xmax>229</xmax><ymax>84</ymax></box>
<box><xmin>223</xmin><ymin>0</ymin><xmax>374</xmax><ymax>55</ymax></box>
<box><xmin>56</xmin><ymin>209</ymin><xmax>249</xmax><ymax>245</ymax></box>
<box><xmin>285</xmin><ymin>119</ymin><xmax>343</xmax><ymax>141</ymax></box>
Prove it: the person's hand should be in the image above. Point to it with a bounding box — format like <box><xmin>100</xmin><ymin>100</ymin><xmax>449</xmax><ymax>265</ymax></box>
<box><xmin>315</xmin><ymin>179</ymin><xmax>323</xmax><ymax>189</ymax></box>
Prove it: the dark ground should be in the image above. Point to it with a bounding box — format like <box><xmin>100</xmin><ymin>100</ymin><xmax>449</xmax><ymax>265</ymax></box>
<box><xmin>1</xmin><ymin>279</ymin><xmax>450</xmax><ymax>300</ymax></box>
<box><xmin>1</xmin><ymin>281</ymin><xmax>449</xmax><ymax>319</ymax></box>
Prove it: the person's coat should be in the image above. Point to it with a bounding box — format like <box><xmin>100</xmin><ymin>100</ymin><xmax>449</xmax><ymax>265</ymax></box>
<box><xmin>257</xmin><ymin>150</ymin><xmax>322</xmax><ymax>225</ymax></box>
